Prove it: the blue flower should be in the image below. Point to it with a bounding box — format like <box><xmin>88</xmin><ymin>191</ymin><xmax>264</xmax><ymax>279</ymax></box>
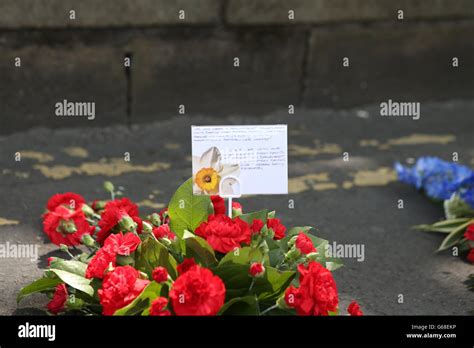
<box><xmin>395</xmin><ymin>157</ymin><xmax>474</xmax><ymax>201</ymax></box>
<box><xmin>395</xmin><ymin>162</ymin><xmax>419</xmax><ymax>187</ymax></box>
<box><xmin>453</xmin><ymin>173</ymin><xmax>474</xmax><ymax>208</ymax></box>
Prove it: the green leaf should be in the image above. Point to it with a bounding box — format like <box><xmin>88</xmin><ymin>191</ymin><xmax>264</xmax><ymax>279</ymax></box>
<box><xmin>17</xmin><ymin>277</ymin><xmax>63</xmax><ymax>303</ymax></box>
<box><xmin>304</xmin><ymin>236</ymin><xmax>344</xmax><ymax>271</ymax></box>
<box><xmin>135</xmin><ymin>237</ymin><xmax>178</xmax><ymax>279</ymax></box>
<box><xmin>237</xmin><ymin>209</ymin><xmax>269</xmax><ymax>225</ymax></box>
<box><xmin>444</xmin><ymin>194</ymin><xmax>474</xmax><ymax>219</ymax></box>
<box><xmin>49</xmin><ymin>269</ymin><xmax>94</xmax><ymax>297</ymax></box>
<box><xmin>168</xmin><ymin>178</ymin><xmax>211</xmax><ymax>238</ymax></box>
<box><xmin>114</xmin><ymin>282</ymin><xmax>162</xmax><ymax>316</ymax></box>
<box><xmin>183</xmin><ymin>230</ymin><xmax>217</xmax><ymax>266</ymax></box>
<box><xmin>218</xmin><ymin>296</ymin><xmax>259</xmax><ymax>315</ymax></box>
<box><xmin>215</xmin><ymin>248</ymin><xmax>295</xmax><ymax>301</ymax></box>
<box><xmin>218</xmin><ymin>247</ymin><xmax>263</xmax><ymax>266</ymax></box>
<box><xmin>49</xmin><ymin>259</ymin><xmax>87</xmax><ymax>276</ymax></box>
<box><xmin>116</xmin><ymin>254</ymin><xmax>135</xmax><ymax>266</ymax></box>
<box><xmin>438</xmin><ymin>220</ymin><xmax>473</xmax><ymax>251</ymax></box>
<box><xmin>255</xmin><ymin>267</ymin><xmax>295</xmax><ymax>301</ymax></box>
<box><xmin>414</xmin><ymin>218</ymin><xmax>471</xmax><ymax>233</ymax></box>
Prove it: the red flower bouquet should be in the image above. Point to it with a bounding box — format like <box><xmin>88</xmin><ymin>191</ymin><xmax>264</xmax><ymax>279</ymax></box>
<box><xmin>18</xmin><ymin>179</ymin><xmax>360</xmax><ymax>316</ymax></box>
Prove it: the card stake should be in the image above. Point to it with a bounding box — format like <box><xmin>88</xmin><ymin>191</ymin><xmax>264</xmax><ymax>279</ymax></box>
<box><xmin>191</xmin><ymin>125</ymin><xmax>288</xmax><ymax>217</ymax></box>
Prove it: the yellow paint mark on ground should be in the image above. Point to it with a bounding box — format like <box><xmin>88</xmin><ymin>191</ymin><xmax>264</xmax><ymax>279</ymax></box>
<box><xmin>351</xmin><ymin>167</ymin><xmax>397</xmax><ymax>187</ymax></box>
<box><xmin>359</xmin><ymin>134</ymin><xmax>455</xmax><ymax>150</ymax></box>
<box><xmin>164</xmin><ymin>143</ymin><xmax>181</xmax><ymax>150</ymax></box>
<box><xmin>289</xmin><ymin>143</ymin><xmax>342</xmax><ymax>156</ymax></box>
<box><xmin>136</xmin><ymin>200</ymin><xmax>165</xmax><ymax>210</ymax></box>
<box><xmin>63</xmin><ymin>147</ymin><xmax>89</xmax><ymax>158</ymax></box>
<box><xmin>359</xmin><ymin>139</ymin><xmax>380</xmax><ymax>147</ymax></box>
<box><xmin>342</xmin><ymin>181</ymin><xmax>354</xmax><ymax>189</ymax></box>
<box><xmin>313</xmin><ymin>182</ymin><xmax>338</xmax><ymax>191</ymax></box>
<box><xmin>386</xmin><ymin>134</ymin><xmax>455</xmax><ymax>146</ymax></box>
<box><xmin>288</xmin><ymin>173</ymin><xmax>331</xmax><ymax>194</ymax></box>
<box><xmin>0</xmin><ymin>218</ymin><xmax>19</xmax><ymax>226</ymax></box>
<box><xmin>33</xmin><ymin>158</ymin><xmax>171</xmax><ymax>180</ymax></box>
<box><xmin>20</xmin><ymin>151</ymin><xmax>54</xmax><ymax>163</ymax></box>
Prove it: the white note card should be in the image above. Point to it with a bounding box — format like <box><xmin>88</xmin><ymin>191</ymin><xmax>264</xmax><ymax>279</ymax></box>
<box><xmin>191</xmin><ymin>125</ymin><xmax>288</xmax><ymax>196</ymax></box>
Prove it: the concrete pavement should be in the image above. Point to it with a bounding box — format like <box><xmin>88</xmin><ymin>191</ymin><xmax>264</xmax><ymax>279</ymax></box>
<box><xmin>1</xmin><ymin>99</ymin><xmax>473</xmax><ymax>315</ymax></box>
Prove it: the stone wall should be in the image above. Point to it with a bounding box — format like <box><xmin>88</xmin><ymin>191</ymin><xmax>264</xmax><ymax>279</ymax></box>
<box><xmin>0</xmin><ymin>0</ymin><xmax>473</xmax><ymax>133</ymax></box>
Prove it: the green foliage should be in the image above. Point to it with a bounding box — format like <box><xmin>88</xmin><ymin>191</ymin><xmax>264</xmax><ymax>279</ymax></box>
<box><xmin>237</xmin><ymin>209</ymin><xmax>269</xmax><ymax>225</ymax></box>
<box><xmin>414</xmin><ymin>218</ymin><xmax>471</xmax><ymax>233</ymax></box>
<box><xmin>218</xmin><ymin>296</ymin><xmax>259</xmax><ymax>315</ymax></box>
<box><xmin>214</xmin><ymin>247</ymin><xmax>295</xmax><ymax>301</ymax></box>
<box><xmin>135</xmin><ymin>237</ymin><xmax>178</xmax><ymax>279</ymax></box>
<box><xmin>168</xmin><ymin>178</ymin><xmax>211</xmax><ymax>238</ymax></box>
<box><xmin>183</xmin><ymin>230</ymin><xmax>217</xmax><ymax>267</ymax></box>
<box><xmin>438</xmin><ymin>220</ymin><xmax>473</xmax><ymax>251</ymax></box>
<box><xmin>17</xmin><ymin>277</ymin><xmax>62</xmax><ymax>303</ymax></box>
<box><xmin>48</xmin><ymin>259</ymin><xmax>88</xmax><ymax>276</ymax></box>
<box><xmin>114</xmin><ymin>282</ymin><xmax>162</xmax><ymax>316</ymax></box>
<box><xmin>49</xmin><ymin>269</ymin><xmax>94</xmax><ymax>297</ymax></box>
<box><xmin>278</xmin><ymin>226</ymin><xmax>343</xmax><ymax>271</ymax></box>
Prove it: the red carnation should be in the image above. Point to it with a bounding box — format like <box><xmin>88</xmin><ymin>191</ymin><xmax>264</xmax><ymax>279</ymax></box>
<box><xmin>250</xmin><ymin>219</ymin><xmax>264</xmax><ymax>234</ymax></box>
<box><xmin>152</xmin><ymin>224</ymin><xmax>176</xmax><ymax>241</ymax></box>
<box><xmin>47</xmin><ymin>283</ymin><xmax>68</xmax><ymax>314</ymax></box>
<box><xmin>232</xmin><ymin>201</ymin><xmax>242</xmax><ymax>213</ymax></box>
<box><xmin>47</xmin><ymin>257</ymin><xmax>56</xmax><ymax>267</ymax></box>
<box><xmin>284</xmin><ymin>261</ymin><xmax>338</xmax><ymax>316</ymax></box>
<box><xmin>104</xmin><ymin>232</ymin><xmax>141</xmax><ymax>256</ymax></box>
<box><xmin>85</xmin><ymin>246</ymin><xmax>116</xmax><ymax>279</ymax></box>
<box><xmin>152</xmin><ymin>266</ymin><xmax>169</xmax><ymax>283</ymax></box>
<box><xmin>169</xmin><ymin>265</ymin><xmax>225</xmax><ymax>316</ymax></box>
<box><xmin>86</xmin><ymin>232</ymin><xmax>140</xmax><ymax>279</ymax></box>
<box><xmin>46</xmin><ymin>192</ymin><xmax>86</xmax><ymax>212</ymax></box>
<box><xmin>211</xmin><ymin>195</ymin><xmax>226</xmax><ymax>215</ymax></box>
<box><xmin>97</xmin><ymin>198</ymin><xmax>139</xmax><ymax>244</ymax></box>
<box><xmin>249</xmin><ymin>262</ymin><xmax>265</xmax><ymax>277</ymax></box>
<box><xmin>464</xmin><ymin>224</ymin><xmax>474</xmax><ymax>241</ymax></box>
<box><xmin>267</xmin><ymin>218</ymin><xmax>286</xmax><ymax>240</ymax></box>
<box><xmin>98</xmin><ymin>266</ymin><xmax>149</xmax><ymax>315</ymax></box>
<box><xmin>150</xmin><ymin>297</ymin><xmax>171</xmax><ymax>316</ymax></box>
<box><xmin>43</xmin><ymin>202</ymin><xmax>93</xmax><ymax>246</ymax></box>
<box><xmin>347</xmin><ymin>301</ymin><xmax>363</xmax><ymax>316</ymax></box>
<box><xmin>195</xmin><ymin>214</ymin><xmax>251</xmax><ymax>254</ymax></box>
<box><xmin>295</xmin><ymin>233</ymin><xmax>317</xmax><ymax>254</ymax></box>
<box><xmin>467</xmin><ymin>248</ymin><xmax>474</xmax><ymax>264</ymax></box>
<box><xmin>133</xmin><ymin>216</ymin><xmax>143</xmax><ymax>234</ymax></box>
<box><xmin>177</xmin><ymin>258</ymin><xmax>196</xmax><ymax>275</ymax></box>
<box><xmin>158</xmin><ymin>208</ymin><xmax>170</xmax><ymax>224</ymax></box>
<box><xmin>284</xmin><ymin>285</ymin><xmax>301</xmax><ymax>308</ymax></box>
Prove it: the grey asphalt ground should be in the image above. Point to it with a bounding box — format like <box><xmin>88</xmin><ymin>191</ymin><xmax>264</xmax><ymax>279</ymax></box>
<box><xmin>1</xmin><ymin>99</ymin><xmax>473</xmax><ymax>315</ymax></box>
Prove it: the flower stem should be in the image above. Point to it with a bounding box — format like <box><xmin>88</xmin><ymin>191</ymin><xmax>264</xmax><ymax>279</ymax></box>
<box><xmin>260</xmin><ymin>304</ymin><xmax>279</xmax><ymax>316</ymax></box>
<box><xmin>249</xmin><ymin>278</ymin><xmax>256</xmax><ymax>293</ymax></box>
